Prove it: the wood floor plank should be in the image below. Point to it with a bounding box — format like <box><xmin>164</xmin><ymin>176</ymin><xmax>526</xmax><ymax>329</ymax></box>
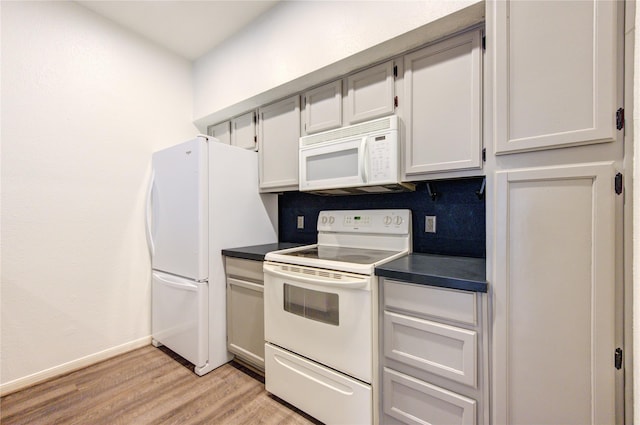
<box><xmin>1</xmin><ymin>346</ymin><xmax>320</xmax><ymax>425</ymax></box>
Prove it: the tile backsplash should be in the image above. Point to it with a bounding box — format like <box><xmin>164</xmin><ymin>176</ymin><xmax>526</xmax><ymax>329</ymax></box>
<box><xmin>279</xmin><ymin>177</ymin><xmax>486</xmax><ymax>258</ymax></box>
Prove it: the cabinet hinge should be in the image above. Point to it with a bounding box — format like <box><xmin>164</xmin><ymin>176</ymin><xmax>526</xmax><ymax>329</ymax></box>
<box><xmin>616</xmin><ymin>108</ymin><xmax>624</xmax><ymax>130</ymax></box>
<box><xmin>615</xmin><ymin>348</ymin><xmax>623</xmax><ymax>369</ymax></box>
<box><xmin>393</xmin><ymin>65</ymin><xmax>398</xmax><ymax>78</ymax></box>
<box><xmin>482</xmin><ymin>35</ymin><xmax>486</xmax><ymax>51</ymax></box>
<box><xmin>482</xmin><ymin>148</ymin><xmax>486</xmax><ymax>162</ymax></box>
<box><xmin>394</xmin><ymin>96</ymin><xmax>399</xmax><ymax>108</ymax></box>
<box><xmin>253</xmin><ymin>113</ymin><xmax>258</xmax><ymax>125</ymax></box>
<box><xmin>615</xmin><ymin>172</ymin><xmax>623</xmax><ymax>195</ymax></box>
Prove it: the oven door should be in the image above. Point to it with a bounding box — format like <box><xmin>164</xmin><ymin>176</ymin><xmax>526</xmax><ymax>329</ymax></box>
<box><xmin>263</xmin><ymin>262</ymin><xmax>373</xmax><ymax>383</ymax></box>
<box><xmin>299</xmin><ymin>137</ymin><xmax>367</xmax><ymax>191</ymax></box>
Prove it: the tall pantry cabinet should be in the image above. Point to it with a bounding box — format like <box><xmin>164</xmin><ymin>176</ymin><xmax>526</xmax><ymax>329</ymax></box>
<box><xmin>487</xmin><ymin>1</ymin><xmax>625</xmax><ymax>424</ymax></box>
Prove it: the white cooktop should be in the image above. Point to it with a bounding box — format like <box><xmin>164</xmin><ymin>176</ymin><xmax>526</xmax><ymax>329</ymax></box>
<box><xmin>266</xmin><ymin>209</ymin><xmax>412</xmax><ymax>275</ymax></box>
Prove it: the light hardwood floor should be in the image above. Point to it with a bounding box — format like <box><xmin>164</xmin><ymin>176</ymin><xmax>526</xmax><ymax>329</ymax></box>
<box><xmin>1</xmin><ymin>345</ymin><xmax>321</xmax><ymax>425</ymax></box>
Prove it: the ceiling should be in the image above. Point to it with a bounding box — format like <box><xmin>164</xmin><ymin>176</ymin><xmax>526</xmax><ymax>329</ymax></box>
<box><xmin>77</xmin><ymin>1</ymin><xmax>281</xmax><ymax>61</ymax></box>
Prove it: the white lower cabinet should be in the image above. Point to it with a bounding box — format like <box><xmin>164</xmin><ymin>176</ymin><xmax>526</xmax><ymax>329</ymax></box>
<box><xmin>381</xmin><ymin>279</ymin><xmax>488</xmax><ymax>425</ymax></box>
<box><xmin>225</xmin><ymin>257</ymin><xmax>266</xmax><ymax>371</ymax></box>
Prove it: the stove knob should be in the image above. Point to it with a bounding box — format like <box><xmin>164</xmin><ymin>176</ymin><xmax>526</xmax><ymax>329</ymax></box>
<box><xmin>321</xmin><ymin>216</ymin><xmax>328</xmax><ymax>224</ymax></box>
<box><xmin>328</xmin><ymin>216</ymin><xmax>335</xmax><ymax>224</ymax></box>
<box><xmin>384</xmin><ymin>216</ymin><xmax>392</xmax><ymax>225</ymax></box>
<box><xmin>394</xmin><ymin>216</ymin><xmax>403</xmax><ymax>225</ymax></box>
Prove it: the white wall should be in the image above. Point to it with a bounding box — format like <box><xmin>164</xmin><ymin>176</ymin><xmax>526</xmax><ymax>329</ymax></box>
<box><xmin>0</xmin><ymin>1</ymin><xmax>197</xmax><ymax>392</ymax></box>
<box><xmin>193</xmin><ymin>0</ymin><xmax>481</xmax><ymax>127</ymax></box>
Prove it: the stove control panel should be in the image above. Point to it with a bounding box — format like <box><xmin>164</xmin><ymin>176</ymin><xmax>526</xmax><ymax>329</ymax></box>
<box><xmin>317</xmin><ymin>209</ymin><xmax>411</xmax><ymax>234</ymax></box>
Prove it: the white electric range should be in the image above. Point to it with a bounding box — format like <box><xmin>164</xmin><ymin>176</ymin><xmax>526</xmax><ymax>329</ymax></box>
<box><xmin>263</xmin><ymin>209</ymin><xmax>412</xmax><ymax>425</ymax></box>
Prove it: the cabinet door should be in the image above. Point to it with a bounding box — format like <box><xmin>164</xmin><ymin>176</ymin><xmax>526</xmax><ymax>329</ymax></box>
<box><xmin>492</xmin><ymin>0</ymin><xmax>618</xmax><ymax>153</ymax></box>
<box><xmin>345</xmin><ymin>61</ymin><xmax>395</xmax><ymax>125</ymax></box>
<box><xmin>493</xmin><ymin>163</ymin><xmax>617</xmax><ymax>424</ymax></box>
<box><xmin>303</xmin><ymin>80</ymin><xmax>342</xmax><ymax>135</ymax></box>
<box><xmin>258</xmin><ymin>96</ymin><xmax>301</xmax><ymax>191</ymax></box>
<box><xmin>227</xmin><ymin>278</ymin><xmax>265</xmax><ymax>369</ymax></box>
<box><xmin>231</xmin><ymin>111</ymin><xmax>257</xmax><ymax>150</ymax></box>
<box><xmin>403</xmin><ymin>30</ymin><xmax>482</xmax><ymax>177</ymax></box>
<box><xmin>207</xmin><ymin>121</ymin><xmax>231</xmax><ymax>145</ymax></box>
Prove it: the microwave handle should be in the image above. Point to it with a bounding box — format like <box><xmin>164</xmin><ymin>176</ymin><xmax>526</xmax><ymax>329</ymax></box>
<box><xmin>359</xmin><ymin>137</ymin><xmax>368</xmax><ymax>183</ymax></box>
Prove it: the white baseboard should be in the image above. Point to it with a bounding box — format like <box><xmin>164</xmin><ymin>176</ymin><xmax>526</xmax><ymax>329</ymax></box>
<box><xmin>0</xmin><ymin>336</ymin><xmax>152</xmax><ymax>397</ymax></box>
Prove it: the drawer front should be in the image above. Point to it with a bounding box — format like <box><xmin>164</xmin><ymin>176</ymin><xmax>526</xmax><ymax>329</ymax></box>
<box><xmin>265</xmin><ymin>343</ymin><xmax>372</xmax><ymax>425</ymax></box>
<box><xmin>384</xmin><ymin>279</ymin><xmax>477</xmax><ymax>325</ymax></box>
<box><xmin>384</xmin><ymin>311</ymin><xmax>477</xmax><ymax>387</ymax></box>
<box><xmin>383</xmin><ymin>368</ymin><xmax>477</xmax><ymax>425</ymax></box>
<box><xmin>225</xmin><ymin>257</ymin><xmax>264</xmax><ymax>283</ymax></box>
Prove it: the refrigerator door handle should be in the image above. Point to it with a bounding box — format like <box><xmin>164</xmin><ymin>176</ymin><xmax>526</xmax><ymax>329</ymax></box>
<box><xmin>155</xmin><ymin>272</ymin><xmax>199</xmax><ymax>292</ymax></box>
<box><xmin>145</xmin><ymin>170</ymin><xmax>155</xmax><ymax>257</ymax></box>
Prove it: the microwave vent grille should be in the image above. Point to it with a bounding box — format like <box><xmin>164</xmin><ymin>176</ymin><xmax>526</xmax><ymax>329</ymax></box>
<box><xmin>300</xmin><ymin>115</ymin><xmax>396</xmax><ymax>147</ymax></box>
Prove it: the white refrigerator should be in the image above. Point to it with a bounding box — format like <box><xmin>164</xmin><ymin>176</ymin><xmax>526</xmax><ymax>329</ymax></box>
<box><xmin>146</xmin><ymin>135</ymin><xmax>277</xmax><ymax>376</ymax></box>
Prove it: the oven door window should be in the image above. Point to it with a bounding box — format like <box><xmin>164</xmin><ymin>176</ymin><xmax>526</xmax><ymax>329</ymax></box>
<box><xmin>283</xmin><ymin>284</ymin><xmax>339</xmax><ymax>326</ymax></box>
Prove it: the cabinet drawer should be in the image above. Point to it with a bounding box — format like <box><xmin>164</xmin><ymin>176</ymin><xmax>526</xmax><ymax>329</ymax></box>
<box><xmin>384</xmin><ymin>311</ymin><xmax>477</xmax><ymax>387</ymax></box>
<box><xmin>383</xmin><ymin>368</ymin><xmax>476</xmax><ymax>425</ymax></box>
<box><xmin>384</xmin><ymin>280</ymin><xmax>477</xmax><ymax>325</ymax></box>
<box><xmin>225</xmin><ymin>257</ymin><xmax>263</xmax><ymax>283</ymax></box>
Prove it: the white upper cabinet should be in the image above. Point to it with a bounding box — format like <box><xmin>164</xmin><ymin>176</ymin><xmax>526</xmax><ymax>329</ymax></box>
<box><xmin>403</xmin><ymin>29</ymin><xmax>483</xmax><ymax>178</ymax></box>
<box><xmin>231</xmin><ymin>111</ymin><xmax>257</xmax><ymax>150</ymax></box>
<box><xmin>345</xmin><ymin>61</ymin><xmax>396</xmax><ymax>125</ymax></box>
<box><xmin>207</xmin><ymin>121</ymin><xmax>231</xmax><ymax>145</ymax></box>
<box><xmin>302</xmin><ymin>80</ymin><xmax>342</xmax><ymax>135</ymax></box>
<box><xmin>258</xmin><ymin>95</ymin><xmax>301</xmax><ymax>192</ymax></box>
<box><xmin>493</xmin><ymin>0</ymin><xmax>618</xmax><ymax>154</ymax></box>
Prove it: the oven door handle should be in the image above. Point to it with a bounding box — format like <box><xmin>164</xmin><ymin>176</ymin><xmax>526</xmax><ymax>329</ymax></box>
<box><xmin>264</xmin><ymin>266</ymin><xmax>368</xmax><ymax>289</ymax></box>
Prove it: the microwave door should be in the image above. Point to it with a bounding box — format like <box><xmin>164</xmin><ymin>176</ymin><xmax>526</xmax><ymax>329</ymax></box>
<box><xmin>300</xmin><ymin>138</ymin><xmax>366</xmax><ymax>191</ymax></box>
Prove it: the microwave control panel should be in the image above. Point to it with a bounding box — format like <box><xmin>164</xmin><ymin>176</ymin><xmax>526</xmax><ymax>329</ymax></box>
<box><xmin>366</xmin><ymin>134</ymin><xmax>397</xmax><ymax>182</ymax></box>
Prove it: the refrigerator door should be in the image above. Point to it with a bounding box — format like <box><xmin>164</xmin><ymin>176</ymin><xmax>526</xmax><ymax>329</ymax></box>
<box><xmin>150</xmin><ymin>137</ymin><xmax>208</xmax><ymax>281</ymax></box>
<box><xmin>152</xmin><ymin>271</ymin><xmax>208</xmax><ymax>370</ymax></box>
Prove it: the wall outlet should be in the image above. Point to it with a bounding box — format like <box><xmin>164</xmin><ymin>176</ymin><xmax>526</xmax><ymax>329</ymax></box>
<box><xmin>425</xmin><ymin>216</ymin><xmax>436</xmax><ymax>233</ymax></box>
<box><xmin>297</xmin><ymin>216</ymin><xmax>304</xmax><ymax>229</ymax></box>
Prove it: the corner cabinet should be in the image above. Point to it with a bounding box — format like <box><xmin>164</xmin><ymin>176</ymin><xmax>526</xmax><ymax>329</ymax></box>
<box><xmin>258</xmin><ymin>95</ymin><xmax>301</xmax><ymax>192</ymax></box>
<box><xmin>403</xmin><ymin>29</ymin><xmax>483</xmax><ymax>179</ymax></box>
<box><xmin>493</xmin><ymin>163</ymin><xmax>617</xmax><ymax>424</ymax></box>
<box><xmin>492</xmin><ymin>0</ymin><xmax>618</xmax><ymax>154</ymax></box>
<box><xmin>380</xmin><ymin>279</ymin><xmax>489</xmax><ymax>425</ymax></box>
<box><xmin>225</xmin><ymin>257</ymin><xmax>266</xmax><ymax>371</ymax></box>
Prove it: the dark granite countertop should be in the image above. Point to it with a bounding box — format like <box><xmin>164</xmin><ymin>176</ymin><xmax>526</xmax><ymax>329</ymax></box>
<box><xmin>222</xmin><ymin>242</ymin><xmax>308</xmax><ymax>262</ymax></box>
<box><xmin>375</xmin><ymin>253</ymin><xmax>487</xmax><ymax>293</ymax></box>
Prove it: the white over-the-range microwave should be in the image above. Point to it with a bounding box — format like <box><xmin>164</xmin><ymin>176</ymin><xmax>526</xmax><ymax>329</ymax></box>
<box><xmin>299</xmin><ymin>115</ymin><xmax>415</xmax><ymax>195</ymax></box>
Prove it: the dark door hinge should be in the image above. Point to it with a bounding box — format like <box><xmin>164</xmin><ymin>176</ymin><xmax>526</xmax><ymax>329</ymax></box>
<box><xmin>394</xmin><ymin>96</ymin><xmax>398</xmax><ymax>108</ymax></box>
<box><xmin>482</xmin><ymin>148</ymin><xmax>486</xmax><ymax>162</ymax></box>
<box><xmin>253</xmin><ymin>113</ymin><xmax>258</xmax><ymax>125</ymax></box>
<box><xmin>615</xmin><ymin>348</ymin><xmax>623</xmax><ymax>369</ymax></box>
<box><xmin>615</xmin><ymin>172</ymin><xmax>623</xmax><ymax>195</ymax></box>
<box><xmin>482</xmin><ymin>35</ymin><xmax>486</xmax><ymax>50</ymax></box>
<box><xmin>393</xmin><ymin>65</ymin><xmax>398</xmax><ymax>78</ymax></box>
<box><xmin>616</xmin><ymin>108</ymin><xmax>624</xmax><ymax>130</ymax></box>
